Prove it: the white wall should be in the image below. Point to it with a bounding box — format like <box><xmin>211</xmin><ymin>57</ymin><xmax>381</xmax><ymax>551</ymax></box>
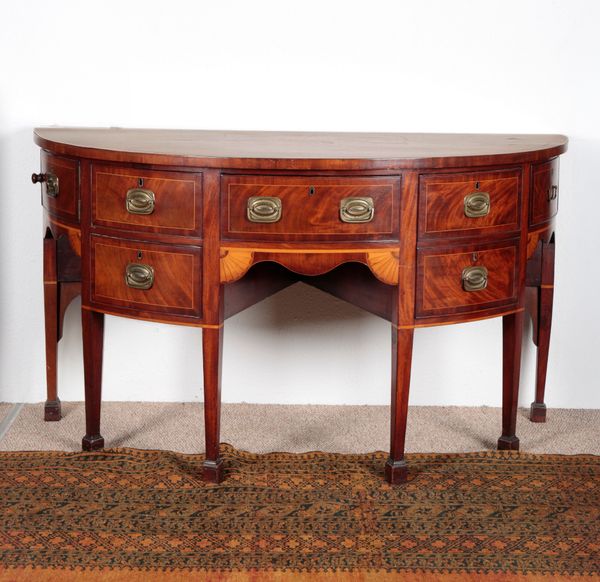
<box><xmin>0</xmin><ymin>0</ymin><xmax>598</xmax><ymax>408</ymax></box>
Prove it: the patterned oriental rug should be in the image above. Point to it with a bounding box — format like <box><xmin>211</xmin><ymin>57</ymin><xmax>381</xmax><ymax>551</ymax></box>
<box><xmin>0</xmin><ymin>445</ymin><xmax>598</xmax><ymax>581</ymax></box>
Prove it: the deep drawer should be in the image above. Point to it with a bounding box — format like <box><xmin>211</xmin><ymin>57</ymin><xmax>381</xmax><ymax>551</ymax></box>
<box><xmin>418</xmin><ymin>169</ymin><xmax>520</xmax><ymax>239</ymax></box>
<box><xmin>40</xmin><ymin>151</ymin><xmax>80</xmax><ymax>223</ymax></box>
<box><xmin>90</xmin><ymin>236</ymin><xmax>202</xmax><ymax>318</ymax></box>
<box><xmin>530</xmin><ymin>158</ymin><xmax>559</xmax><ymax>228</ymax></box>
<box><xmin>222</xmin><ymin>175</ymin><xmax>400</xmax><ymax>241</ymax></box>
<box><xmin>416</xmin><ymin>242</ymin><xmax>519</xmax><ymax>317</ymax></box>
<box><xmin>92</xmin><ymin>165</ymin><xmax>202</xmax><ymax>236</ymax></box>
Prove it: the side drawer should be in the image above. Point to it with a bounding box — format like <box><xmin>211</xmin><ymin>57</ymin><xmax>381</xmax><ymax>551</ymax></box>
<box><xmin>90</xmin><ymin>236</ymin><xmax>202</xmax><ymax>318</ymax></box>
<box><xmin>416</xmin><ymin>241</ymin><xmax>519</xmax><ymax>318</ymax></box>
<box><xmin>418</xmin><ymin>169</ymin><xmax>520</xmax><ymax>239</ymax></box>
<box><xmin>40</xmin><ymin>151</ymin><xmax>80</xmax><ymax>223</ymax></box>
<box><xmin>530</xmin><ymin>158</ymin><xmax>559</xmax><ymax>228</ymax></box>
<box><xmin>92</xmin><ymin>165</ymin><xmax>202</xmax><ymax>236</ymax></box>
<box><xmin>222</xmin><ymin>174</ymin><xmax>400</xmax><ymax>241</ymax></box>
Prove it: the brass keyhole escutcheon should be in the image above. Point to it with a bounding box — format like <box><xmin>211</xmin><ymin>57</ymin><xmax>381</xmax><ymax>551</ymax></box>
<box><xmin>138</xmin><ymin>177</ymin><xmax>144</xmax><ymax>187</ymax></box>
<box><xmin>137</xmin><ymin>251</ymin><xmax>143</xmax><ymax>260</ymax></box>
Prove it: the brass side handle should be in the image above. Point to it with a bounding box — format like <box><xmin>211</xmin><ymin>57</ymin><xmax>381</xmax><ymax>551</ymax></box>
<box><xmin>340</xmin><ymin>197</ymin><xmax>374</xmax><ymax>223</ymax></box>
<box><xmin>31</xmin><ymin>172</ymin><xmax>59</xmax><ymax>198</ymax></box>
<box><xmin>547</xmin><ymin>185</ymin><xmax>558</xmax><ymax>202</ymax></box>
<box><xmin>464</xmin><ymin>192</ymin><xmax>490</xmax><ymax>218</ymax></box>
<box><xmin>247</xmin><ymin>196</ymin><xmax>282</xmax><ymax>223</ymax></box>
<box><xmin>126</xmin><ymin>188</ymin><xmax>155</xmax><ymax>215</ymax></box>
<box><xmin>125</xmin><ymin>263</ymin><xmax>154</xmax><ymax>290</ymax></box>
<box><xmin>462</xmin><ymin>265</ymin><xmax>488</xmax><ymax>292</ymax></box>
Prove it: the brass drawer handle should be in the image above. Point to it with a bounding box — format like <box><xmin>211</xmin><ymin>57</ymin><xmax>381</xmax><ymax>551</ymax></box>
<box><xmin>247</xmin><ymin>196</ymin><xmax>282</xmax><ymax>223</ymax></box>
<box><xmin>547</xmin><ymin>185</ymin><xmax>558</xmax><ymax>202</ymax></box>
<box><xmin>31</xmin><ymin>172</ymin><xmax>59</xmax><ymax>197</ymax></box>
<box><xmin>125</xmin><ymin>263</ymin><xmax>155</xmax><ymax>290</ymax></box>
<box><xmin>462</xmin><ymin>265</ymin><xmax>488</xmax><ymax>292</ymax></box>
<box><xmin>464</xmin><ymin>192</ymin><xmax>490</xmax><ymax>218</ymax></box>
<box><xmin>126</xmin><ymin>188</ymin><xmax>155</xmax><ymax>215</ymax></box>
<box><xmin>340</xmin><ymin>197</ymin><xmax>374</xmax><ymax>223</ymax></box>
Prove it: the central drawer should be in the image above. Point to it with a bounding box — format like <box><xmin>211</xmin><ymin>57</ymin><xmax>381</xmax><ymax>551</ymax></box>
<box><xmin>90</xmin><ymin>236</ymin><xmax>202</xmax><ymax>319</ymax></box>
<box><xmin>222</xmin><ymin>175</ymin><xmax>400</xmax><ymax>241</ymax></box>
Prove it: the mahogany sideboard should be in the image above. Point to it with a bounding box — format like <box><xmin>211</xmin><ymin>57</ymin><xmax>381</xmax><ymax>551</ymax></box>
<box><xmin>32</xmin><ymin>128</ymin><xmax>567</xmax><ymax>484</ymax></box>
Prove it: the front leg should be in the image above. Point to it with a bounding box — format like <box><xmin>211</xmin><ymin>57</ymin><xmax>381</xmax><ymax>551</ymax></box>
<box><xmin>202</xmin><ymin>325</ymin><xmax>224</xmax><ymax>483</ymax></box>
<box><xmin>498</xmin><ymin>311</ymin><xmax>524</xmax><ymax>451</ymax></box>
<box><xmin>82</xmin><ymin>309</ymin><xmax>105</xmax><ymax>451</ymax></box>
<box><xmin>385</xmin><ymin>326</ymin><xmax>414</xmax><ymax>484</ymax></box>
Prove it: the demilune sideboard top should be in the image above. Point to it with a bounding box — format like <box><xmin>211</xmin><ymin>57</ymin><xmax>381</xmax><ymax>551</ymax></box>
<box><xmin>32</xmin><ymin>128</ymin><xmax>567</xmax><ymax>484</ymax></box>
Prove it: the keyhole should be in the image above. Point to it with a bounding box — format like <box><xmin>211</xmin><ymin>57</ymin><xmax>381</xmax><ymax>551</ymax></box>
<box><xmin>138</xmin><ymin>177</ymin><xmax>144</xmax><ymax>187</ymax></box>
<box><xmin>308</xmin><ymin>186</ymin><xmax>315</xmax><ymax>196</ymax></box>
<box><xmin>475</xmin><ymin>181</ymin><xmax>480</xmax><ymax>190</ymax></box>
<box><xmin>472</xmin><ymin>252</ymin><xmax>478</xmax><ymax>263</ymax></box>
<box><xmin>137</xmin><ymin>251</ymin><xmax>143</xmax><ymax>260</ymax></box>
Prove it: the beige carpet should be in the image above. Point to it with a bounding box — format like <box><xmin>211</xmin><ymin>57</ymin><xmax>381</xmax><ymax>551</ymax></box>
<box><xmin>0</xmin><ymin>402</ymin><xmax>598</xmax><ymax>454</ymax></box>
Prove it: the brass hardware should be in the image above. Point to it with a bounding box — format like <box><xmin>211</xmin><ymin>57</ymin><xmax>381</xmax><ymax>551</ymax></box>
<box><xmin>462</xmin><ymin>265</ymin><xmax>488</xmax><ymax>292</ymax></box>
<box><xmin>464</xmin><ymin>192</ymin><xmax>490</xmax><ymax>218</ymax></box>
<box><xmin>247</xmin><ymin>196</ymin><xmax>282</xmax><ymax>223</ymax></box>
<box><xmin>31</xmin><ymin>172</ymin><xmax>59</xmax><ymax>197</ymax></box>
<box><xmin>125</xmin><ymin>263</ymin><xmax>154</xmax><ymax>290</ymax></box>
<box><xmin>340</xmin><ymin>197</ymin><xmax>374</xmax><ymax>223</ymax></box>
<box><xmin>138</xmin><ymin>177</ymin><xmax>144</xmax><ymax>187</ymax></box>
<box><xmin>548</xmin><ymin>185</ymin><xmax>558</xmax><ymax>201</ymax></box>
<box><xmin>126</xmin><ymin>188</ymin><xmax>155</xmax><ymax>215</ymax></box>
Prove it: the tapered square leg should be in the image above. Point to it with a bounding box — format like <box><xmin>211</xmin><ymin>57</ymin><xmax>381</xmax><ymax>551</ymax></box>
<box><xmin>82</xmin><ymin>309</ymin><xmax>105</xmax><ymax>451</ymax></box>
<box><xmin>202</xmin><ymin>326</ymin><xmax>224</xmax><ymax>483</ymax></box>
<box><xmin>530</xmin><ymin>237</ymin><xmax>555</xmax><ymax>423</ymax></box>
<box><xmin>498</xmin><ymin>311</ymin><xmax>524</xmax><ymax>451</ymax></box>
<box><xmin>385</xmin><ymin>326</ymin><xmax>414</xmax><ymax>484</ymax></box>
<box><xmin>43</xmin><ymin>237</ymin><xmax>61</xmax><ymax>422</ymax></box>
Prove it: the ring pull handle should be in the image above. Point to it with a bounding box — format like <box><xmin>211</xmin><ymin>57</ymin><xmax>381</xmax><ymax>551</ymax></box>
<box><xmin>126</xmin><ymin>188</ymin><xmax>156</xmax><ymax>215</ymax></box>
<box><xmin>247</xmin><ymin>196</ymin><xmax>282</xmax><ymax>223</ymax></box>
<box><xmin>340</xmin><ymin>197</ymin><xmax>374</xmax><ymax>223</ymax></box>
<box><xmin>32</xmin><ymin>172</ymin><xmax>59</xmax><ymax>198</ymax></box>
<box><xmin>462</xmin><ymin>265</ymin><xmax>488</xmax><ymax>292</ymax></box>
<box><xmin>547</xmin><ymin>185</ymin><xmax>558</xmax><ymax>202</ymax></box>
<box><xmin>464</xmin><ymin>192</ymin><xmax>490</xmax><ymax>218</ymax></box>
<box><xmin>125</xmin><ymin>263</ymin><xmax>155</xmax><ymax>290</ymax></box>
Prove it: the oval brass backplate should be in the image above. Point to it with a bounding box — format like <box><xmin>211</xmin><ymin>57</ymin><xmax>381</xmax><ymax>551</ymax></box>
<box><xmin>126</xmin><ymin>188</ymin><xmax>155</xmax><ymax>215</ymax></box>
<box><xmin>462</xmin><ymin>265</ymin><xmax>488</xmax><ymax>292</ymax></box>
<box><xmin>247</xmin><ymin>196</ymin><xmax>282</xmax><ymax>223</ymax></box>
<box><xmin>125</xmin><ymin>263</ymin><xmax>155</xmax><ymax>290</ymax></box>
<box><xmin>464</xmin><ymin>192</ymin><xmax>490</xmax><ymax>218</ymax></box>
<box><xmin>340</xmin><ymin>197</ymin><xmax>374</xmax><ymax>223</ymax></box>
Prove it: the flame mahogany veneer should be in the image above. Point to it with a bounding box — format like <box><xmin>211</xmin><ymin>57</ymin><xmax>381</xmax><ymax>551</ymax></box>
<box><xmin>33</xmin><ymin>128</ymin><xmax>567</xmax><ymax>484</ymax></box>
